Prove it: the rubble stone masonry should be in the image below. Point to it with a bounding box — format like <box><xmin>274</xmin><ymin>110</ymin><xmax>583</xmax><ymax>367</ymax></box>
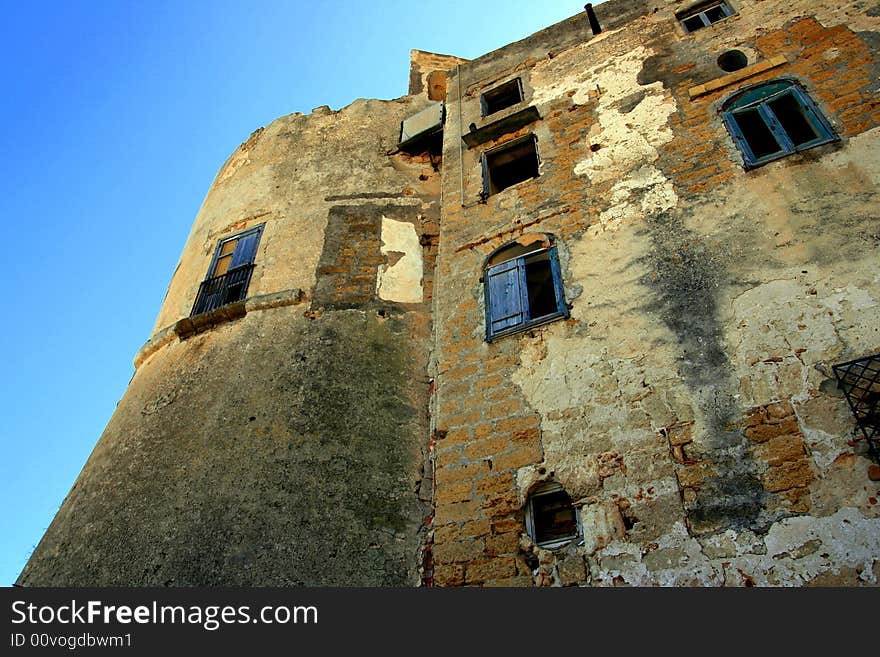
<box><xmin>431</xmin><ymin>0</ymin><xmax>880</xmax><ymax>586</ymax></box>
<box><xmin>19</xmin><ymin>0</ymin><xmax>880</xmax><ymax>587</ymax></box>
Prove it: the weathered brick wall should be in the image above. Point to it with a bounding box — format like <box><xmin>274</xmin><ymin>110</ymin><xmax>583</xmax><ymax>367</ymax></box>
<box><xmin>21</xmin><ymin>0</ymin><xmax>880</xmax><ymax>589</ymax></box>
<box><xmin>652</xmin><ymin>15</ymin><xmax>880</xmax><ymax>197</ymax></box>
<box><xmin>431</xmin><ymin>0</ymin><xmax>880</xmax><ymax>587</ymax></box>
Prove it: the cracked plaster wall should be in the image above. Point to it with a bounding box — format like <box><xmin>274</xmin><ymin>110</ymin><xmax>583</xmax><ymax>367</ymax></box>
<box><xmin>435</xmin><ymin>0</ymin><xmax>880</xmax><ymax>586</ymax></box>
<box><xmin>377</xmin><ymin>215</ymin><xmax>424</xmax><ymax>304</ymax></box>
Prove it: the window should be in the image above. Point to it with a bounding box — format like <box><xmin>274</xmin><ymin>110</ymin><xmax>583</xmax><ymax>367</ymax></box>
<box><xmin>677</xmin><ymin>1</ymin><xmax>734</xmax><ymax>33</ymax></box>
<box><xmin>832</xmin><ymin>353</ymin><xmax>880</xmax><ymax>463</ymax></box>
<box><xmin>484</xmin><ymin>237</ymin><xmax>568</xmax><ymax>342</ymax></box>
<box><xmin>480</xmin><ymin>78</ymin><xmax>524</xmax><ymax>117</ymax></box>
<box><xmin>721</xmin><ymin>79</ymin><xmax>838</xmax><ymax>169</ymax></box>
<box><xmin>525</xmin><ymin>483</ymin><xmax>582</xmax><ymax>549</ymax></box>
<box><xmin>191</xmin><ymin>225</ymin><xmax>263</xmax><ymax>316</ymax></box>
<box><xmin>481</xmin><ymin>134</ymin><xmax>539</xmax><ymax>197</ymax></box>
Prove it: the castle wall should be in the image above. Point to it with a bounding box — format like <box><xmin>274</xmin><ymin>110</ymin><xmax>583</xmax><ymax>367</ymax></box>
<box><xmin>19</xmin><ymin>0</ymin><xmax>880</xmax><ymax>588</ymax></box>
<box><xmin>430</xmin><ymin>0</ymin><xmax>880</xmax><ymax>586</ymax></box>
<box><xmin>20</xmin><ymin>90</ymin><xmax>443</xmax><ymax>586</ymax></box>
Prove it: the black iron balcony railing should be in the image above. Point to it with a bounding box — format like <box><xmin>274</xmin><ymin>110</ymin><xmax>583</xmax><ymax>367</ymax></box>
<box><xmin>833</xmin><ymin>353</ymin><xmax>880</xmax><ymax>464</ymax></box>
<box><xmin>190</xmin><ymin>264</ymin><xmax>255</xmax><ymax>317</ymax></box>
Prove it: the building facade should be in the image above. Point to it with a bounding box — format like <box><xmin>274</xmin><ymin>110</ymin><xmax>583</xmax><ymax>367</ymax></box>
<box><xmin>19</xmin><ymin>0</ymin><xmax>880</xmax><ymax>587</ymax></box>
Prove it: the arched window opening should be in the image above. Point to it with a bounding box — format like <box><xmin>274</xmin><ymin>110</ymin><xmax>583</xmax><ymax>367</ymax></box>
<box><xmin>720</xmin><ymin>79</ymin><xmax>837</xmax><ymax>169</ymax></box>
<box><xmin>483</xmin><ymin>235</ymin><xmax>568</xmax><ymax>342</ymax></box>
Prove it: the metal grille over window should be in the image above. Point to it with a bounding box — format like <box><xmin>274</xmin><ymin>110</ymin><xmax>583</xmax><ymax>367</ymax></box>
<box><xmin>833</xmin><ymin>354</ymin><xmax>880</xmax><ymax>463</ymax></box>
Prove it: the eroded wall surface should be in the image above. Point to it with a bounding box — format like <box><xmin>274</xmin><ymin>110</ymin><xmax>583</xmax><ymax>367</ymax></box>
<box><xmin>20</xmin><ymin>0</ymin><xmax>880</xmax><ymax>588</ymax></box>
<box><xmin>430</xmin><ymin>0</ymin><xmax>880</xmax><ymax>586</ymax></box>
<box><xmin>20</xmin><ymin>82</ymin><xmax>445</xmax><ymax>586</ymax></box>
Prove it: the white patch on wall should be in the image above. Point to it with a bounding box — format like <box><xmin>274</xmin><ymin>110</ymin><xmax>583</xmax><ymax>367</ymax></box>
<box><xmin>597</xmin><ymin>165</ymin><xmax>678</xmax><ymax>231</ymax></box>
<box><xmin>532</xmin><ymin>44</ymin><xmax>676</xmax><ymax>187</ymax></box>
<box><xmin>376</xmin><ymin>215</ymin><xmax>423</xmax><ymax>303</ymax></box>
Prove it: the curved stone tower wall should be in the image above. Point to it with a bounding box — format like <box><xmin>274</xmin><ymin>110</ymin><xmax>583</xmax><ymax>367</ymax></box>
<box><xmin>18</xmin><ymin>67</ymin><xmax>455</xmax><ymax>585</ymax></box>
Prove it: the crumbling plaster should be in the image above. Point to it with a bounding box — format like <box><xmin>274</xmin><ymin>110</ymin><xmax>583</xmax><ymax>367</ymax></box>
<box><xmin>503</xmin><ymin>22</ymin><xmax>880</xmax><ymax>584</ymax></box>
<box><xmin>152</xmin><ymin>96</ymin><xmax>438</xmax><ymax>335</ymax></box>
<box><xmin>377</xmin><ymin>215</ymin><xmax>424</xmax><ymax>304</ymax></box>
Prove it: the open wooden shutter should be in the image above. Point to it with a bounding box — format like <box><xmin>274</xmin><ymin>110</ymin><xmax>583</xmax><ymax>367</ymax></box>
<box><xmin>229</xmin><ymin>228</ymin><xmax>262</xmax><ymax>268</ymax></box>
<box><xmin>480</xmin><ymin>150</ymin><xmax>490</xmax><ymax>199</ymax></box>
<box><xmin>549</xmin><ymin>246</ymin><xmax>568</xmax><ymax>318</ymax></box>
<box><xmin>485</xmin><ymin>258</ymin><xmax>526</xmax><ymax>340</ymax></box>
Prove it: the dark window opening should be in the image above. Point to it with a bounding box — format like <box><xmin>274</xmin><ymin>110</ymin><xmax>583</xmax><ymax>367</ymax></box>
<box><xmin>678</xmin><ymin>1</ymin><xmax>734</xmax><ymax>33</ymax></box>
<box><xmin>525</xmin><ymin>253</ymin><xmax>557</xmax><ymax>318</ymax></box>
<box><xmin>721</xmin><ymin>79</ymin><xmax>837</xmax><ymax>169</ymax></box>
<box><xmin>481</xmin><ymin>135</ymin><xmax>539</xmax><ymax>197</ymax></box>
<box><xmin>526</xmin><ymin>483</ymin><xmax>581</xmax><ymax>548</ymax></box>
<box><xmin>717</xmin><ymin>49</ymin><xmax>748</xmax><ymax>73</ymax></box>
<box><xmin>481</xmin><ymin>78</ymin><xmax>523</xmax><ymax>117</ymax></box>
<box><xmin>767</xmin><ymin>93</ymin><xmax>820</xmax><ymax>146</ymax></box>
<box><xmin>484</xmin><ymin>238</ymin><xmax>567</xmax><ymax>342</ymax></box>
<box><xmin>734</xmin><ymin>108</ymin><xmax>782</xmax><ymax>159</ymax></box>
<box><xmin>191</xmin><ymin>225</ymin><xmax>263</xmax><ymax>316</ymax></box>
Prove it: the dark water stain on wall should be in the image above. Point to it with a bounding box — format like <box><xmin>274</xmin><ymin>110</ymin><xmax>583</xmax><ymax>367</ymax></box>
<box><xmin>639</xmin><ymin>208</ymin><xmax>767</xmax><ymax>534</ymax></box>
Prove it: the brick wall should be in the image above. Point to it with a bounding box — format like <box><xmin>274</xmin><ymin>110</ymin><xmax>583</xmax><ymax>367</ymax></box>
<box><xmin>430</xmin><ymin>6</ymin><xmax>880</xmax><ymax>586</ymax></box>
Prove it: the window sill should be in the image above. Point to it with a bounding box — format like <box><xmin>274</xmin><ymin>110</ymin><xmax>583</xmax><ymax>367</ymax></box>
<box><xmin>134</xmin><ymin>288</ymin><xmax>305</xmax><ymax>369</ymax></box>
<box><xmin>177</xmin><ymin>301</ymin><xmax>247</xmax><ymax>339</ymax></box>
<box><xmin>487</xmin><ymin>311</ymin><xmax>567</xmax><ymax>343</ymax></box>
<box><xmin>463</xmin><ymin>105</ymin><xmax>540</xmax><ymax>148</ymax></box>
<box><xmin>743</xmin><ymin>136</ymin><xmax>840</xmax><ymax>170</ymax></box>
<box><xmin>688</xmin><ymin>54</ymin><xmax>788</xmax><ymax>99</ymax></box>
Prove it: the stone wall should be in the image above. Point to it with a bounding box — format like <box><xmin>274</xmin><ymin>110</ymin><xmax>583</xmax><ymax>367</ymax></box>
<box><xmin>430</xmin><ymin>0</ymin><xmax>880</xmax><ymax>586</ymax></box>
<box><xmin>19</xmin><ymin>0</ymin><xmax>880</xmax><ymax>588</ymax></box>
<box><xmin>19</xmin><ymin>64</ymin><xmax>442</xmax><ymax>586</ymax></box>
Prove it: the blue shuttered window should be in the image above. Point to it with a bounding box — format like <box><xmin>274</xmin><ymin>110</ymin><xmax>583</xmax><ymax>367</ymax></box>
<box><xmin>191</xmin><ymin>225</ymin><xmax>264</xmax><ymax>316</ymax></box>
<box><xmin>486</xmin><ymin>258</ymin><xmax>528</xmax><ymax>336</ymax></box>
<box><xmin>227</xmin><ymin>229</ymin><xmax>261</xmax><ymax>270</ymax></box>
<box><xmin>484</xmin><ymin>245</ymin><xmax>568</xmax><ymax>342</ymax></box>
<box><xmin>721</xmin><ymin>79</ymin><xmax>838</xmax><ymax>169</ymax></box>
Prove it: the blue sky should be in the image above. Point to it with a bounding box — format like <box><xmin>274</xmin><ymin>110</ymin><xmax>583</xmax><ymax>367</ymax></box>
<box><xmin>0</xmin><ymin>0</ymin><xmax>589</xmax><ymax>586</ymax></box>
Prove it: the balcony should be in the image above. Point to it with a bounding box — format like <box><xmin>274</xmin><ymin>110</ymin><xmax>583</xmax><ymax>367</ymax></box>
<box><xmin>191</xmin><ymin>264</ymin><xmax>255</xmax><ymax>317</ymax></box>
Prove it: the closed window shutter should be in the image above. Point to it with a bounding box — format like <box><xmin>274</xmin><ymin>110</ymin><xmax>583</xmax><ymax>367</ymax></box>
<box><xmin>486</xmin><ymin>258</ymin><xmax>526</xmax><ymax>340</ymax></box>
<box><xmin>230</xmin><ymin>229</ymin><xmax>261</xmax><ymax>268</ymax></box>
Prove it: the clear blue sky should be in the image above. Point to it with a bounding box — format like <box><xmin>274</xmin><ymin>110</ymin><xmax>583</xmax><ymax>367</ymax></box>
<box><xmin>0</xmin><ymin>0</ymin><xmax>589</xmax><ymax>586</ymax></box>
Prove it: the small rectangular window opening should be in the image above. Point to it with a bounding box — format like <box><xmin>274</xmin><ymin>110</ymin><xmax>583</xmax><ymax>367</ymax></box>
<box><xmin>481</xmin><ymin>78</ymin><xmax>523</xmax><ymax>117</ymax></box>
<box><xmin>525</xmin><ymin>484</ymin><xmax>582</xmax><ymax>549</ymax></box>
<box><xmin>678</xmin><ymin>1</ymin><xmax>733</xmax><ymax>33</ymax></box>
<box><xmin>482</xmin><ymin>135</ymin><xmax>539</xmax><ymax>196</ymax></box>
